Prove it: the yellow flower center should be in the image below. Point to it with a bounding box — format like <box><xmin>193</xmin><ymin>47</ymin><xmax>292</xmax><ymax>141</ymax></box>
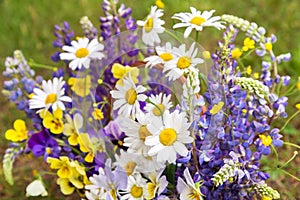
<box><xmin>190</xmin><ymin>16</ymin><xmax>206</xmax><ymax>26</ymax></box>
<box><xmin>125</xmin><ymin>161</ymin><xmax>137</xmax><ymax>176</ymax></box>
<box><xmin>159</xmin><ymin>128</ymin><xmax>177</xmax><ymax>146</ymax></box>
<box><xmin>144</xmin><ymin>17</ymin><xmax>153</xmax><ymax>33</ymax></box>
<box><xmin>75</xmin><ymin>47</ymin><xmax>89</xmax><ymax>58</ymax></box>
<box><xmin>265</xmin><ymin>43</ymin><xmax>273</xmax><ymax>51</ymax></box>
<box><xmin>177</xmin><ymin>56</ymin><xmax>191</xmax><ymax>69</ymax></box>
<box><xmin>45</xmin><ymin>93</ymin><xmax>57</xmax><ymax>104</ymax></box>
<box><xmin>110</xmin><ymin>189</ymin><xmax>117</xmax><ymax>200</ymax></box>
<box><xmin>138</xmin><ymin>125</ymin><xmax>151</xmax><ymax>141</ymax></box>
<box><xmin>188</xmin><ymin>189</ymin><xmax>202</xmax><ymax>200</ymax></box>
<box><xmin>152</xmin><ymin>104</ymin><xmax>165</xmax><ymax>116</ymax></box>
<box><xmin>125</xmin><ymin>88</ymin><xmax>137</xmax><ymax>105</ymax></box>
<box><xmin>130</xmin><ymin>185</ymin><xmax>143</xmax><ymax>198</ymax></box>
<box><xmin>159</xmin><ymin>53</ymin><xmax>173</xmax><ymax>61</ymax></box>
<box><xmin>45</xmin><ymin>147</ymin><xmax>52</xmax><ymax>154</ymax></box>
<box><xmin>259</xmin><ymin>134</ymin><xmax>272</xmax><ymax>146</ymax></box>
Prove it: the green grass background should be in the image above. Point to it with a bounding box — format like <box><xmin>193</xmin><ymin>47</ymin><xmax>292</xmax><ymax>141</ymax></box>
<box><xmin>0</xmin><ymin>0</ymin><xmax>300</xmax><ymax>199</ymax></box>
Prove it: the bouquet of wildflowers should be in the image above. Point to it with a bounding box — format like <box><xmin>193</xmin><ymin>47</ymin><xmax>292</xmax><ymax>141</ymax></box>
<box><xmin>3</xmin><ymin>0</ymin><xmax>300</xmax><ymax>199</ymax></box>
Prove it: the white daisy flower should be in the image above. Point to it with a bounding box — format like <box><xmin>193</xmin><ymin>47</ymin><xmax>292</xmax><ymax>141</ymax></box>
<box><xmin>120</xmin><ymin>173</ymin><xmax>147</xmax><ymax>200</ymax></box>
<box><xmin>29</xmin><ymin>77</ymin><xmax>72</xmax><ymax>113</ymax></box>
<box><xmin>110</xmin><ymin>75</ymin><xmax>147</xmax><ymax>119</ymax></box>
<box><xmin>176</xmin><ymin>168</ymin><xmax>204</xmax><ymax>200</ymax></box>
<box><xmin>163</xmin><ymin>43</ymin><xmax>203</xmax><ymax>81</ymax></box>
<box><xmin>60</xmin><ymin>37</ymin><xmax>104</xmax><ymax>70</ymax></box>
<box><xmin>144</xmin><ymin>42</ymin><xmax>176</xmax><ymax>68</ymax></box>
<box><xmin>172</xmin><ymin>7</ymin><xmax>225</xmax><ymax>38</ymax></box>
<box><xmin>144</xmin><ymin>93</ymin><xmax>172</xmax><ymax>117</ymax></box>
<box><xmin>145</xmin><ymin>110</ymin><xmax>193</xmax><ymax>163</ymax></box>
<box><xmin>115</xmin><ymin>150</ymin><xmax>140</xmax><ymax>176</ymax></box>
<box><xmin>137</xmin><ymin>6</ymin><xmax>165</xmax><ymax>46</ymax></box>
<box><xmin>120</xmin><ymin>113</ymin><xmax>152</xmax><ymax>156</ymax></box>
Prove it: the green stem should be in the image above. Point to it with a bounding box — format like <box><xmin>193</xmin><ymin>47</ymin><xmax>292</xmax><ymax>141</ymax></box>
<box><xmin>279</xmin><ymin>169</ymin><xmax>300</xmax><ymax>182</ymax></box>
<box><xmin>270</xmin><ymin>144</ymin><xmax>279</xmax><ymax>161</ymax></box>
<box><xmin>164</xmin><ymin>29</ymin><xmax>181</xmax><ymax>43</ymax></box>
<box><xmin>278</xmin><ymin>151</ymin><xmax>298</xmax><ymax>169</ymax></box>
<box><xmin>280</xmin><ymin>110</ymin><xmax>300</xmax><ymax>132</ymax></box>
<box><xmin>284</xmin><ymin>142</ymin><xmax>300</xmax><ymax>149</ymax></box>
<box><xmin>28</xmin><ymin>60</ymin><xmax>55</xmax><ymax>70</ymax></box>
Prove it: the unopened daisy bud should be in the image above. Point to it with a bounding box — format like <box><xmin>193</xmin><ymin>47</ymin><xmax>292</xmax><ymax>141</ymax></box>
<box><xmin>254</xmin><ymin>183</ymin><xmax>280</xmax><ymax>199</ymax></box>
<box><xmin>235</xmin><ymin>77</ymin><xmax>269</xmax><ymax>99</ymax></box>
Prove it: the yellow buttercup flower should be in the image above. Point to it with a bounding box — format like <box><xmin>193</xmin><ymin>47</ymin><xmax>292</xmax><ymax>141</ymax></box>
<box><xmin>5</xmin><ymin>119</ymin><xmax>28</xmax><ymax>142</ymax></box>
<box><xmin>202</xmin><ymin>50</ymin><xmax>211</xmax><ymax>60</ymax></box>
<box><xmin>111</xmin><ymin>63</ymin><xmax>139</xmax><ymax>86</ymax></box>
<box><xmin>47</xmin><ymin>156</ymin><xmax>73</xmax><ymax>178</ymax></box>
<box><xmin>231</xmin><ymin>48</ymin><xmax>242</xmax><ymax>59</ymax></box>
<box><xmin>246</xmin><ymin>66</ymin><xmax>252</xmax><ymax>75</ymax></box>
<box><xmin>261</xmin><ymin>196</ymin><xmax>272</xmax><ymax>200</ymax></box>
<box><xmin>242</xmin><ymin>37</ymin><xmax>255</xmax><ymax>51</ymax></box>
<box><xmin>253</xmin><ymin>72</ymin><xmax>260</xmax><ymax>79</ymax></box>
<box><xmin>297</xmin><ymin>82</ymin><xmax>300</xmax><ymax>91</ymax></box>
<box><xmin>259</xmin><ymin>135</ymin><xmax>272</xmax><ymax>146</ymax></box>
<box><xmin>68</xmin><ymin>75</ymin><xmax>91</xmax><ymax>97</ymax></box>
<box><xmin>92</xmin><ymin>108</ymin><xmax>104</xmax><ymax>120</ymax></box>
<box><xmin>40</xmin><ymin>109</ymin><xmax>64</xmax><ymax>134</ymax></box>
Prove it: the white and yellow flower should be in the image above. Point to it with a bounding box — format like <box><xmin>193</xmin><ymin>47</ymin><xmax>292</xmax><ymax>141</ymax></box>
<box><xmin>110</xmin><ymin>75</ymin><xmax>147</xmax><ymax>119</ymax></box>
<box><xmin>115</xmin><ymin>150</ymin><xmax>140</xmax><ymax>176</ymax></box>
<box><xmin>29</xmin><ymin>77</ymin><xmax>72</xmax><ymax>113</ymax></box>
<box><xmin>60</xmin><ymin>37</ymin><xmax>104</xmax><ymax>70</ymax></box>
<box><xmin>144</xmin><ymin>42</ymin><xmax>175</xmax><ymax>68</ymax></box>
<box><xmin>176</xmin><ymin>168</ymin><xmax>204</xmax><ymax>200</ymax></box>
<box><xmin>121</xmin><ymin>112</ymin><xmax>152</xmax><ymax>156</ymax></box>
<box><xmin>172</xmin><ymin>7</ymin><xmax>225</xmax><ymax>38</ymax></box>
<box><xmin>120</xmin><ymin>173</ymin><xmax>147</xmax><ymax>200</ymax></box>
<box><xmin>163</xmin><ymin>43</ymin><xmax>203</xmax><ymax>81</ymax></box>
<box><xmin>144</xmin><ymin>93</ymin><xmax>172</xmax><ymax>117</ymax></box>
<box><xmin>145</xmin><ymin>110</ymin><xmax>193</xmax><ymax>163</ymax></box>
<box><xmin>137</xmin><ymin>6</ymin><xmax>165</xmax><ymax>46</ymax></box>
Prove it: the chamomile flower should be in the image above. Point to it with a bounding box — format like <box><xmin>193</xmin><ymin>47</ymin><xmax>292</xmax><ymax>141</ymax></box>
<box><xmin>110</xmin><ymin>75</ymin><xmax>147</xmax><ymax>119</ymax></box>
<box><xmin>144</xmin><ymin>42</ymin><xmax>175</xmax><ymax>68</ymax></box>
<box><xmin>145</xmin><ymin>110</ymin><xmax>193</xmax><ymax>163</ymax></box>
<box><xmin>176</xmin><ymin>168</ymin><xmax>204</xmax><ymax>200</ymax></box>
<box><xmin>163</xmin><ymin>43</ymin><xmax>203</xmax><ymax>81</ymax></box>
<box><xmin>115</xmin><ymin>150</ymin><xmax>140</xmax><ymax>176</ymax></box>
<box><xmin>60</xmin><ymin>37</ymin><xmax>104</xmax><ymax>70</ymax></box>
<box><xmin>120</xmin><ymin>113</ymin><xmax>152</xmax><ymax>156</ymax></box>
<box><xmin>172</xmin><ymin>7</ymin><xmax>225</xmax><ymax>38</ymax></box>
<box><xmin>29</xmin><ymin>77</ymin><xmax>72</xmax><ymax>113</ymax></box>
<box><xmin>144</xmin><ymin>93</ymin><xmax>172</xmax><ymax>117</ymax></box>
<box><xmin>120</xmin><ymin>173</ymin><xmax>147</xmax><ymax>200</ymax></box>
<box><xmin>137</xmin><ymin>6</ymin><xmax>165</xmax><ymax>46</ymax></box>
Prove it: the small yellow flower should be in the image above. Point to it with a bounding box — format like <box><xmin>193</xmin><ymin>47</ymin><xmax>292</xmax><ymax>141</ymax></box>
<box><xmin>5</xmin><ymin>119</ymin><xmax>28</xmax><ymax>142</ymax></box>
<box><xmin>68</xmin><ymin>75</ymin><xmax>91</xmax><ymax>97</ymax></box>
<box><xmin>92</xmin><ymin>108</ymin><xmax>104</xmax><ymax>120</ymax></box>
<box><xmin>155</xmin><ymin>0</ymin><xmax>165</xmax><ymax>9</ymax></box>
<box><xmin>202</xmin><ymin>51</ymin><xmax>211</xmax><ymax>60</ymax></box>
<box><xmin>41</xmin><ymin>109</ymin><xmax>64</xmax><ymax>134</ymax></box>
<box><xmin>111</xmin><ymin>63</ymin><xmax>139</xmax><ymax>86</ymax></box>
<box><xmin>63</xmin><ymin>113</ymin><xmax>83</xmax><ymax>146</ymax></box>
<box><xmin>297</xmin><ymin>82</ymin><xmax>300</xmax><ymax>91</ymax></box>
<box><xmin>231</xmin><ymin>48</ymin><xmax>242</xmax><ymax>59</ymax></box>
<box><xmin>210</xmin><ymin>101</ymin><xmax>224</xmax><ymax>115</ymax></box>
<box><xmin>259</xmin><ymin>135</ymin><xmax>272</xmax><ymax>146</ymax></box>
<box><xmin>261</xmin><ymin>196</ymin><xmax>272</xmax><ymax>200</ymax></box>
<box><xmin>242</xmin><ymin>37</ymin><xmax>255</xmax><ymax>51</ymax></box>
<box><xmin>246</xmin><ymin>66</ymin><xmax>252</xmax><ymax>75</ymax></box>
<box><xmin>253</xmin><ymin>72</ymin><xmax>260</xmax><ymax>79</ymax></box>
<box><xmin>296</xmin><ymin>103</ymin><xmax>300</xmax><ymax>110</ymax></box>
<box><xmin>47</xmin><ymin>156</ymin><xmax>73</xmax><ymax>178</ymax></box>
<box><xmin>265</xmin><ymin>43</ymin><xmax>273</xmax><ymax>51</ymax></box>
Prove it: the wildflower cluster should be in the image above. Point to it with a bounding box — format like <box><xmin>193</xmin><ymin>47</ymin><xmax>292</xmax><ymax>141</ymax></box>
<box><xmin>2</xmin><ymin>1</ymin><xmax>299</xmax><ymax>199</ymax></box>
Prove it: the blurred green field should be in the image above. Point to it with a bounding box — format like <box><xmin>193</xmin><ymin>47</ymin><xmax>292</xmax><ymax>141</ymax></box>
<box><xmin>0</xmin><ymin>0</ymin><xmax>300</xmax><ymax>199</ymax></box>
